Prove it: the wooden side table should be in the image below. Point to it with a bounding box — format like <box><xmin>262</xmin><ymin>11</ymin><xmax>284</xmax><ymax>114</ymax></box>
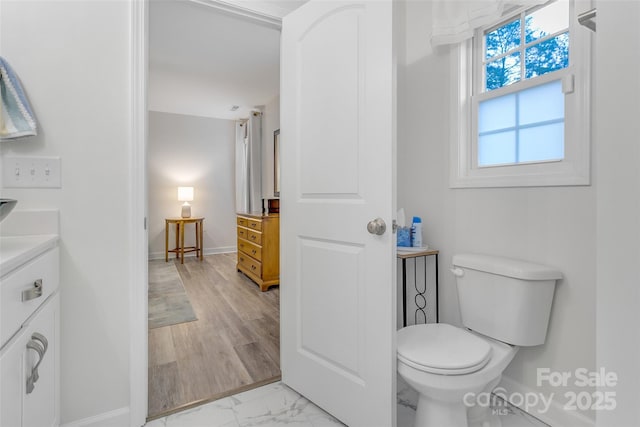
<box><xmin>165</xmin><ymin>217</ymin><xmax>204</xmax><ymax>264</ymax></box>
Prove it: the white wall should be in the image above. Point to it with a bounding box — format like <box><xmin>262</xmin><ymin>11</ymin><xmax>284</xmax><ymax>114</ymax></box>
<box><xmin>262</xmin><ymin>96</ymin><xmax>280</xmax><ymax>199</ymax></box>
<box><xmin>398</xmin><ymin>1</ymin><xmax>595</xmax><ymax>425</ymax></box>
<box><xmin>147</xmin><ymin>111</ymin><xmax>237</xmax><ymax>258</ymax></box>
<box><xmin>596</xmin><ymin>1</ymin><xmax>640</xmax><ymax>426</ymax></box>
<box><xmin>0</xmin><ymin>0</ymin><xmax>131</xmax><ymax>424</ymax></box>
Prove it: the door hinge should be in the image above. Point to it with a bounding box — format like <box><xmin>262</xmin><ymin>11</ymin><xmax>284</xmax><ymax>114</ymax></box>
<box><xmin>144</xmin><ymin>217</ymin><xmax>147</xmax><ymax>230</ymax></box>
<box><xmin>392</xmin><ymin>219</ymin><xmax>398</xmax><ymax>233</ymax></box>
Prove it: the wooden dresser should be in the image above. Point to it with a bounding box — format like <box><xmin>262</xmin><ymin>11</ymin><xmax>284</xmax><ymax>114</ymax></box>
<box><xmin>236</xmin><ymin>213</ymin><xmax>279</xmax><ymax>291</ymax></box>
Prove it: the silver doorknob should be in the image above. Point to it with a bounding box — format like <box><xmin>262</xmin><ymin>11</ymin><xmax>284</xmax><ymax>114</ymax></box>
<box><xmin>367</xmin><ymin>218</ymin><xmax>386</xmax><ymax>235</ymax></box>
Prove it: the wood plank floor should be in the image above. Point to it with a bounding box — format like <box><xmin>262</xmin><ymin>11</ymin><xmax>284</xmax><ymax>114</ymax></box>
<box><xmin>148</xmin><ymin>253</ymin><xmax>280</xmax><ymax>419</ymax></box>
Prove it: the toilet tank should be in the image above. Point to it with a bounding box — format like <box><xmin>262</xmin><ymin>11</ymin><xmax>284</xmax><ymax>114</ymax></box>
<box><xmin>452</xmin><ymin>254</ymin><xmax>562</xmax><ymax>346</ymax></box>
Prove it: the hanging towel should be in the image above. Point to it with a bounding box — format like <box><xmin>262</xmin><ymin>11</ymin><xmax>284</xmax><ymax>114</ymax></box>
<box><xmin>0</xmin><ymin>56</ymin><xmax>38</xmax><ymax>140</ymax></box>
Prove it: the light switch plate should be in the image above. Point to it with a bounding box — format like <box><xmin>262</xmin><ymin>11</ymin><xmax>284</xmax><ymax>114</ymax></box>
<box><xmin>2</xmin><ymin>156</ymin><xmax>62</xmax><ymax>188</ymax></box>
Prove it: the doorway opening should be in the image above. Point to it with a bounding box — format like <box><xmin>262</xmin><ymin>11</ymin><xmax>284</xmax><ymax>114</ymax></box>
<box><xmin>145</xmin><ymin>0</ymin><xmax>283</xmax><ymax>419</ymax></box>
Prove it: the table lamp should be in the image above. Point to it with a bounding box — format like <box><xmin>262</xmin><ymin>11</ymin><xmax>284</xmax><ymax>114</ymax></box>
<box><xmin>178</xmin><ymin>186</ymin><xmax>194</xmax><ymax>218</ymax></box>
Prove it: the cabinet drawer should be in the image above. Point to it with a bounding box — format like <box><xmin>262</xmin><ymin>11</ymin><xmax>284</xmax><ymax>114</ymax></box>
<box><xmin>245</xmin><ymin>229</ymin><xmax>262</xmax><ymax>245</ymax></box>
<box><xmin>238</xmin><ymin>253</ymin><xmax>262</xmax><ymax>277</ymax></box>
<box><xmin>246</xmin><ymin>218</ymin><xmax>262</xmax><ymax>231</ymax></box>
<box><xmin>1</xmin><ymin>247</ymin><xmax>59</xmax><ymax>348</ymax></box>
<box><xmin>237</xmin><ymin>226</ymin><xmax>248</xmax><ymax>241</ymax></box>
<box><xmin>238</xmin><ymin>239</ymin><xmax>262</xmax><ymax>261</ymax></box>
<box><xmin>237</xmin><ymin>216</ymin><xmax>248</xmax><ymax>227</ymax></box>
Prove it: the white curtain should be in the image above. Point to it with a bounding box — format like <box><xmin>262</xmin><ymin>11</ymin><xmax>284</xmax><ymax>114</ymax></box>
<box><xmin>431</xmin><ymin>0</ymin><xmax>547</xmax><ymax>46</ymax></box>
<box><xmin>235</xmin><ymin>121</ymin><xmax>248</xmax><ymax>213</ymax></box>
<box><xmin>235</xmin><ymin>112</ymin><xmax>262</xmax><ymax>214</ymax></box>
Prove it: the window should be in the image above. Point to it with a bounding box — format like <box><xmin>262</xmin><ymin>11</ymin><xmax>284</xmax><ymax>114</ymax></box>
<box><xmin>450</xmin><ymin>0</ymin><xmax>591</xmax><ymax>188</ymax></box>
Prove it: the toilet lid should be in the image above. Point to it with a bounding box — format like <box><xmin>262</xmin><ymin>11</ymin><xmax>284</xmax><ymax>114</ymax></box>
<box><xmin>397</xmin><ymin>324</ymin><xmax>492</xmax><ymax>375</ymax></box>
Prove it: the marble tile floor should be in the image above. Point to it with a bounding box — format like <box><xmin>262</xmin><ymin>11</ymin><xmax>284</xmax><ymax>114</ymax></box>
<box><xmin>146</xmin><ymin>380</ymin><xmax>549</xmax><ymax>427</ymax></box>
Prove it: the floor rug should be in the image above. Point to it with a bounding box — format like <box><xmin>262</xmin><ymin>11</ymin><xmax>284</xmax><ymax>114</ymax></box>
<box><xmin>148</xmin><ymin>260</ymin><xmax>197</xmax><ymax>329</ymax></box>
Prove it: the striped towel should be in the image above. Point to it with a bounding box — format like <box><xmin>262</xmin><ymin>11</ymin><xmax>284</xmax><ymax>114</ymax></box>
<box><xmin>0</xmin><ymin>56</ymin><xmax>37</xmax><ymax>140</ymax></box>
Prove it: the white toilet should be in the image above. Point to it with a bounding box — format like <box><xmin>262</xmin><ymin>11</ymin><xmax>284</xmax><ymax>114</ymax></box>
<box><xmin>397</xmin><ymin>254</ymin><xmax>562</xmax><ymax>427</ymax></box>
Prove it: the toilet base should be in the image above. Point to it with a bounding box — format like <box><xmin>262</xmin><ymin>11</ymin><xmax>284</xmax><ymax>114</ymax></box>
<box><xmin>414</xmin><ymin>394</ymin><xmax>468</xmax><ymax>427</ymax></box>
<box><xmin>467</xmin><ymin>376</ymin><xmax>503</xmax><ymax>427</ymax></box>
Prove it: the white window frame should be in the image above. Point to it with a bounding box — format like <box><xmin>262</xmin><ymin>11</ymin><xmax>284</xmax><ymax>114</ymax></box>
<box><xmin>450</xmin><ymin>0</ymin><xmax>592</xmax><ymax>188</ymax></box>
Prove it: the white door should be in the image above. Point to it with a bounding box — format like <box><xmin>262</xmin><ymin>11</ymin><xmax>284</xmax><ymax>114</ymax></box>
<box><xmin>280</xmin><ymin>1</ymin><xmax>397</xmax><ymax>426</ymax></box>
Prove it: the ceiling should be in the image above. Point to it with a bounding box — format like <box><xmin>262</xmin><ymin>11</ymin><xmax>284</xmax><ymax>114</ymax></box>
<box><xmin>148</xmin><ymin>0</ymin><xmax>304</xmax><ymax>120</ymax></box>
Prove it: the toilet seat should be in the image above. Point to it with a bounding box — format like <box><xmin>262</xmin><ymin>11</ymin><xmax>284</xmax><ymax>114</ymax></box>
<box><xmin>397</xmin><ymin>324</ymin><xmax>492</xmax><ymax>375</ymax></box>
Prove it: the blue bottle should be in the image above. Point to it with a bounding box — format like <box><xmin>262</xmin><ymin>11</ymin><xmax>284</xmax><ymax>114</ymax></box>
<box><xmin>411</xmin><ymin>216</ymin><xmax>422</xmax><ymax>247</ymax></box>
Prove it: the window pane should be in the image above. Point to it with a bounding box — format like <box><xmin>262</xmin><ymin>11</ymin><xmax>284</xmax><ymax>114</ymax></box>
<box><xmin>519</xmin><ymin>122</ymin><xmax>564</xmax><ymax>162</ymax></box>
<box><xmin>519</xmin><ymin>80</ymin><xmax>564</xmax><ymax>125</ymax></box>
<box><xmin>525</xmin><ymin>0</ymin><xmax>569</xmax><ymax>44</ymax></box>
<box><xmin>479</xmin><ymin>93</ymin><xmax>516</xmax><ymax>133</ymax></box>
<box><xmin>478</xmin><ymin>131</ymin><xmax>517</xmax><ymax>166</ymax></box>
<box><xmin>485</xmin><ymin>19</ymin><xmax>521</xmax><ymax>60</ymax></box>
<box><xmin>525</xmin><ymin>33</ymin><xmax>569</xmax><ymax>79</ymax></box>
<box><xmin>486</xmin><ymin>52</ymin><xmax>521</xmax><ymax>91</ymax></box>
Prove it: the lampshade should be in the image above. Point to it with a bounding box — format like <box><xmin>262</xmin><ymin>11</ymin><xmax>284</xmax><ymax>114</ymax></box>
<box><xmin>177</xmin><ymin>187</ymin><xmax>194</xmax><ymax>202</ymax></box>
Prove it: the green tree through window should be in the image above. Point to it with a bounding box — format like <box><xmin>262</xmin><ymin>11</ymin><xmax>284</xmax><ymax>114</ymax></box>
<box><xmin>485</xmin><ymin>13</ymin><xmax>569</xmax><ymax>91</ymax></box>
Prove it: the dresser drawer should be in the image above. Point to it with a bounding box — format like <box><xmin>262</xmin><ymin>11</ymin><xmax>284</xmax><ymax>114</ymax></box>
<box><xmin>237</xmin><ymin>216</ymin><xmax>248</xmax><ymax>227</ymax></box>
<box><xmin>1</xmin><ymin>247</ymin><xmax>59</xmax><ymax>348</ymax></box>
<box><xmin>246</xmin><ymin>218</ymin><xmax>262</xmax><ymax>231</ymax></box>
<box><xmin>237</xmin><ymin>226</ymin><xmax>248</xmax><ymax>241</ymax></box>
<box><xmin>245</xmin><ymin>229</ymin><xmax>262</xmax><ymax>245</ymax></box>
<box><xmin>238</xmin><ymin>253</ymin><xmax>262</xmax><ymax>277</ymax></box>
<box><xmin>238</xmin><ymin>239</ymin><xmax>262</xmax><ymax>261</ymax></box>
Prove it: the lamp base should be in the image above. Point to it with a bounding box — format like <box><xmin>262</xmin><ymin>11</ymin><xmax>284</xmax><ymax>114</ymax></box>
<box><xmin>181</xmin><ymin>203</ymin><xmax>191</xmax><ymax>218</ymax></box>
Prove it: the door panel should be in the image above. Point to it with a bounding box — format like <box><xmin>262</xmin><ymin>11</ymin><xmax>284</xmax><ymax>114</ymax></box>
<box><xmin>299</xmin><ymin>6</ymin><xmax>362</xmax><ymax>196</ymax></box>
<box><xmin>299</xmin><ymin>238</ymin><xmax>363</xmax><ymax>377</ymax></box>
<box><xmin>281</xmin><ymin>1</ymin><xmax>397</xmax><ymax>426</ymax></box>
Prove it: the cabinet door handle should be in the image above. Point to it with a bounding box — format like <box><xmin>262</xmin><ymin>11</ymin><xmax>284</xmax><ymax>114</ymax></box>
<box><xmin>26</xmin><ymin>338</ymin><xmax>45</xmax><ymax>394</ymax></box>
<box><xmin>22</xmin><ymin>279</ymin><xmax>43</xmax><ymax>302</ymax></box>
<box><xmin>32</xmin><ymin>332</ymin><xmax>49</xmax><ymax>356</ymax></box>
<box><xmin>25</xmin><ymin>333</ymin><xmax>49</xmax><ymax>394</ymax></box>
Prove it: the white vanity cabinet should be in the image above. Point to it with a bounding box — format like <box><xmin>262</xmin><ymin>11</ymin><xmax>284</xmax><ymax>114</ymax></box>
<box><xmin>0</xmin><ymin>237</ymin><xmax>60</xmax><ymax>427</ymax></box>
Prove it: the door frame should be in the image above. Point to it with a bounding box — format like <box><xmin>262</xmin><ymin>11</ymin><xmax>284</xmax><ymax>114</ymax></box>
<box><xmin>129</xmin><ymin>0</ymin><xmax>147</xmax><ymax>425</ymax></box>
<box><xmin>128</xmin><ymin>2</ymin><xmax>286</xmax><ymax>425</ymax></box>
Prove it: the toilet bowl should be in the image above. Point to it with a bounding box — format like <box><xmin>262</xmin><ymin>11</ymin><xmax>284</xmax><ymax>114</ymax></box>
<box><xmin>397</xmin><ymin>254</ymin><xmax>562</xmax><ymax>427</ymax></box>
<box><xmin>397</xmin><ymin>324</ymin><xmax>518</xmax><ymax>427</ymax></box>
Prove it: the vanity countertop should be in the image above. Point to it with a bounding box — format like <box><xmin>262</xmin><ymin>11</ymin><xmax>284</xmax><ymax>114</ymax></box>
<box><xmin>0</xmin><ymin>234</ymin><xmax>59</xmax><ymax>277</ymax></box>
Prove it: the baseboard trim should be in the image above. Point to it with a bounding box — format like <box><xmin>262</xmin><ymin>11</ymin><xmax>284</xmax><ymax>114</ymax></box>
<box><xmin>61</xmin><ymin>407</ymin><xmax>129</xmax><ymax>427</ymax></box>
<box><xmin>148</xmin><ymin>247</ymin><xmax>236</xmax><ymax>261</ymax></box>
<box><xmin>499</xmin><ymin>376</ymin><xmax>595</xmax><ymax>427</ymax></box>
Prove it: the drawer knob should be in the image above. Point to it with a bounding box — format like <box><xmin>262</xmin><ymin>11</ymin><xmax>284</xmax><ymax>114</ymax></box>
<box><xmin>251</xmin><ymin>265</ymin><xmax>256</xmax><ymax>270</ymax></box>
<box><xmin>22</xmin><ymin>279</ymin><xmax>43</xmax><ymax>302</ymax></box>
<box><xmin>251</xmin><ymin>235</ymin><xmax>256</xmax><ymax>240</ymax></box>
<box><xmin>252</xmin><ymin>250</ymin><xmax>257</xmax><ymax>255</ymax></box>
